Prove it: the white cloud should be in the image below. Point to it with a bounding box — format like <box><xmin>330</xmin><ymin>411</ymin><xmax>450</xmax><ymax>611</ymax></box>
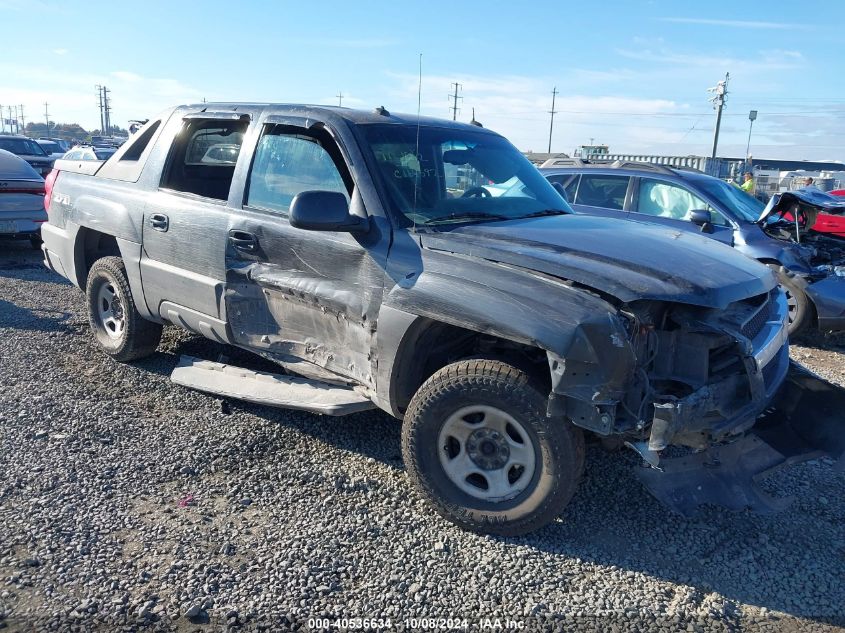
<box><xmin>657</xmin><ymin>17</ymin><xmax>811</xmax><ymax>30</ymax></box>
<box><xmin>0</xmin><ymin>64</ymin><xmax>203</xmax><ymax>130</ymax></box>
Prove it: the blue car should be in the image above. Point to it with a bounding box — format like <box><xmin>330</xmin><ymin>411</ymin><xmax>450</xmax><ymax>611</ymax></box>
<box><xmin>542</xmin><ymin>162</ymin><xmax>845</xmax><ymax>335</ymax></box>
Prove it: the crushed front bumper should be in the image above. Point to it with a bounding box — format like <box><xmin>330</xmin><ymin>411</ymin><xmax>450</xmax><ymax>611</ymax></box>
<box><xmin>637</xmin><ymin>362</ymin><xmax>845</xmax><ymax>515</ymax></box>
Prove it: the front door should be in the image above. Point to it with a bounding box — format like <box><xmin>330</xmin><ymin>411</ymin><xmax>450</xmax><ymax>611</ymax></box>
<box><xmin>224</xmin><ymin>121</ymin><xmax>387</xmax><ymax>388</ymax></box>
<box><xmin>629</xmin><ymin>177</ymin><xmax>734</xmax><ymax>245</ymax></box>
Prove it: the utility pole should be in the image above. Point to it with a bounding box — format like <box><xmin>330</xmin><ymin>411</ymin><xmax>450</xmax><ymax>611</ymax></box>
<box><xmin>547</xmin><ymin>87</ymin><xmax>558</xmax><ymax>154</ymax></box>
<box><xmin>13</xmin><ymin>106</ymin><xmax>19</xmax><ymax>134</ymax></box>
<box><xmin>0</xmin><ymin>104</ymin><xmax>4</xmax><ymax>134</ymax></box>
<box><xmin>336</xmin><ymin>92</ymin><xmax>344</xmax><ymax>107</ymax></box>
<box><xmin>96</xmin><ymin>85</ymin><xmax>104</xmax><ymax>134</ymax></box>
<box><xmin>449</xmin><ymin>82</ymin><xmax>462</xmax><ymax>121</ymax></box>
<box><xmin>708</xmin><ymin>72</ymin><xmax>729</xmax><ymax>172</ymax></box>
<box><xmin>44</xmin><ymin>102</ymin><xmax>50</xmax><ymax>138</ymax></box>
<box><xmin>103</xmin><ymin>86</ymin><xmax>111</xmax><ymax>135</ymax></box>
<box><xmin>18</xmin><ymin>105</ymin><xmax>25</xmax><ymax>135</ymax></box>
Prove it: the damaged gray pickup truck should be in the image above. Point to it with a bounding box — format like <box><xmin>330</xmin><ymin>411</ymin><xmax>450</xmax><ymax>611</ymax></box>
<box><xmin>41</xmin><ymin>104</ymin><xmax>844</xmax><ymax>535</ymax></box>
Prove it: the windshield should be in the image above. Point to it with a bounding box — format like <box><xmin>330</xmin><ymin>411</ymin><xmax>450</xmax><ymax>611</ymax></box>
<box><xmin>39</xmin><ymin>142</ymin><xmax>61</xmax><ymax>154</ymax></box>
<box><xmin>696</xmin><ymin>177</ymin><xmax>765</xmax><ymax>223</ymax></box>
<box><xmin>94</xmin><ymin>149</ymin><xmax>116</xmax><ymax>160</ymax></box>
<box><xmin>0</xmin><ymin>138</ymin><xmax>47</xmax><ymax>156</ymax></box>
<box><xmin>361</xmin><ymin>124</ymin><xmax>570</xmax><ymax>226</ymax></box>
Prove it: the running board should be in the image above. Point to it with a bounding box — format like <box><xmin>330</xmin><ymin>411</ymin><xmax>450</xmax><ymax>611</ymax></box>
<box><xmin>170</xmin><ymin>355</ymin><xmax>375</xmax><ymax>416</ymax></box>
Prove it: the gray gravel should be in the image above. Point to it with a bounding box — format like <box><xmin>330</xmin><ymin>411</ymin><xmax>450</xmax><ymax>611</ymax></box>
<box><xmin>1</xmin><ymin>240</ymin><xmax>843</xmax><ymax>632</ymax></box>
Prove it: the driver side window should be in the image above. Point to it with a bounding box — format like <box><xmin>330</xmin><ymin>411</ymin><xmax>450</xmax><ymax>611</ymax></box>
<box><xmin>636</xmin><ymin>179</ymin><xmax>728</xmax><ymax>226</ymax></box>
<box><xmin>246</xmin><ymin>127</ymin><xmax>350</xmax><ymax>216</ymax></box>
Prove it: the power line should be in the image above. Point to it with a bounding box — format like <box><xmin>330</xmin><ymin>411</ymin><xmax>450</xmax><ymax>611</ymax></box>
<box><xmin>449</xmin><ymin>82</ymin><xmax>462</xmax><ymax>121</ymax></box>
<box><xmin>547</xmin><ymin>87</ymin><xmax>558</xmax><ymax>153</ymax></box>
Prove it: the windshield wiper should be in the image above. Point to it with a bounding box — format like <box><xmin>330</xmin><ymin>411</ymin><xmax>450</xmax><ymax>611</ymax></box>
<box><xmin>422</xmin><ymin>212</ymin><xmax>512</xmax><ymax>225</ymax></box>
<box><xmin>516</xmin><ymin>209</ymin><xmax>569</xmax><ymax>219</ymax></box>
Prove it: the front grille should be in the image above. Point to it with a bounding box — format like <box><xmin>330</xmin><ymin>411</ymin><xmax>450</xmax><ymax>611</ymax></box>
<box><xmin>741</xmin><ymin>294</ymin><xmax>773</xmax><ymax>340</ymax></box>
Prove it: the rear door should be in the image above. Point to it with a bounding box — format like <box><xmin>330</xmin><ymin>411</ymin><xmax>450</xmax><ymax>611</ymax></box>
<box><xmin>223</xmin><ymin>117</ymin><xmax>388</xmax><ymax>388</ymax></box>
<box><xmin>629</xmin><ymin>176</ymin><xmax>734</xmax><ymax>245</ymax></box>
<box><xmin>564</xmin><ymin>172</ymin><xmax>632</xmax><ymax>219</ymax></box>
<box><xmin>140</xmin><ymin>112</ymin><xmax>251</xmax><ymax>326</ymax></box>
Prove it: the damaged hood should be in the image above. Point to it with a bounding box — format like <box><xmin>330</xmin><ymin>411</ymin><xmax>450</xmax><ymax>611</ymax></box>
<box><xmin>757</xmin><ymin>189</ymin><xmax>845</xmax><ymax>224</ymax></box>
<box><xmin>420</xmin><ymin>215</ymin><xmax>774</xmax><ymax>308</ymax></box>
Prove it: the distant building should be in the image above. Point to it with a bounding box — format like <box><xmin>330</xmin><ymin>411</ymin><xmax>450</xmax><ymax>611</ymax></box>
<box><xmin>574</xmin><ymin>144</ymin><xmax>609</xmax><ymax>158</ymax></box>
<box><xmin>524</xmin><ymin>151</ymin><xmax>570</xmax><ymax>166</ymax></box>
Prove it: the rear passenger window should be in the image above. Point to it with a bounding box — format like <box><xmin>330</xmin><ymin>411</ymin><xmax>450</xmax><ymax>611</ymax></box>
<box><xmin>160</xmin><ymin>119</ymin><xmax>247</xmax><ymax>201</ymax></box>
<box><xmin>574</xmin><ymin>174</ymin><xmax>629</xmax><ymax>210</ymax></box>
<box><xmin>245</xmin><ymin>126</ymin><xmax>350</xmax><ymax>215</ymax></box>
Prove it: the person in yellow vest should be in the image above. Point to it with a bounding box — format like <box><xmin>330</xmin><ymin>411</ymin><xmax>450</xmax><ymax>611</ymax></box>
<box><xmin>740</xmin><ymin>171</ymin><xmax>755</xmax><ymax>195</ymax></box>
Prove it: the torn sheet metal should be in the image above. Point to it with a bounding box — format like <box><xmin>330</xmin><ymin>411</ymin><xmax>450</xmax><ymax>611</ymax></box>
<box><xmin>636</xmin><ymin>362</ymin><xmax>845</xmax><ymax>516</ymax></box>
<box><xmin>170</xmin><ymin>355</ymin><xmax>375</xmax><ymax>416</ymax></box>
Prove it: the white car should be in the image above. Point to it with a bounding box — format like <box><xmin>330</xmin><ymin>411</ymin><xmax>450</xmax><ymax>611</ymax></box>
<box><xmin>62</xmin><ymin>146</ymin><xmax>117</xmax><ymax>161</ymax></box>
<box><xmin>0</xmin><ymin>149</ymin><xmax>47</xmax><ymax>248</ymax></box>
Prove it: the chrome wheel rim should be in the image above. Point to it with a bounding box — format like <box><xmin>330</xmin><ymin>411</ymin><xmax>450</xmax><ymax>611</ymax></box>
<box><xmin>97</xmin><ymin>282</ymin><xmax>125</xmax><ymax>339</ymax></box>
<box><xmin>784</xmin><ymin>288</ymin><xmax>798</xmax><ymax>324</ymax></box>
<box><xmin>437</xmin><ymin>405</ymin><xmax>536</xmax><ymax>502</ymax></box>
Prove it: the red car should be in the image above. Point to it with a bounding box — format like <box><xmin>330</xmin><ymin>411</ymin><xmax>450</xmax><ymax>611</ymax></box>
<box><xmin>782</xmin><ymin>188</ymin><xmax>845</xmax><ymax>238</ymax></box>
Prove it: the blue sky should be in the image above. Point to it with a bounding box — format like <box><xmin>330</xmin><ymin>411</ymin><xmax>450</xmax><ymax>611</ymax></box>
<box><xmin>3</xmin><ymin>0</ymin><xmax>844</xmax><ymax>161</ymax></box>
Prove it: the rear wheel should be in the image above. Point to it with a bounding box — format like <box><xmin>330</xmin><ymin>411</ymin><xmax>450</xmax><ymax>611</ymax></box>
<box><xmin>402</xmin><ymin>359</ymin><xmax>585</xmax><ymax>536</ymax></box>
<box><xmin>29</xmin><ymin>234</ymin><xmax>42</xmax><ymax>250</ymax></box>
<box><xmin>85</xmin><ymin>256</ymin><xmax>162</xmax><ymax>362</ymax></box>
<box><xmin>767</xmin><ymin>264</ymin><xmax>811</xmax><ymax>336</ymax></box>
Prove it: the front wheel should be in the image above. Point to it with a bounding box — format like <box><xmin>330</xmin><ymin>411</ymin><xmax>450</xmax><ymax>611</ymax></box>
<box><xmin>402</xmin><ymin>359</ymin><xmax>585</xmax><ymax>536</ymax></box>
<box><xmin>767</xmin><ymin>264</ymin><xmax>811</xmax><ymax>337</ymax></box>
<box><xmin>85</xmin><ymin>256</ymin><xmax>162</xmax><ymax>362</ymax></box>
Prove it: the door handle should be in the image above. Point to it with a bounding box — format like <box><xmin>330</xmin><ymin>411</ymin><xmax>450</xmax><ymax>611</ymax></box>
<box><xmin>149</xmin><ymin>213</ymin><xmax>169</xmax><ymax>232</ymax></box>
<box><xmin>229</xmin><ymin>230</ymin><xmax>258</xmax><ymax>252</ymax></box>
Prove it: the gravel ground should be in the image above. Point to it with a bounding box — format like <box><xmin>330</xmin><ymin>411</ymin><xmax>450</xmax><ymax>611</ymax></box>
<box><xmin>1</xmin><ymin>240</ymin><xmax>843</xmax><ymax>633</ymax></box>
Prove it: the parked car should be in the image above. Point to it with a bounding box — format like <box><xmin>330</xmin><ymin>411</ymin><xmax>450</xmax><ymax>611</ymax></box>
<box><xmin>63</xmin><ymin>146</ymin><xmax>117</xmax><ymax>161</ymax></box>
<box><xmin>542</xmin><ymin>162</ymin><xmax>845</xmax><ymax>335</ymax></box>
<box><xmin>0</xmin><ymin>149</ymin><xmax>46</xmax><ymax>248</ymax></box>
<box><xmin>35</xmin><ymin>139</ymin><xmax>66</xmax><ymax>159</ymax></box>
<box><xmin>0</xmin><ymin>134</ymin><xmax>54</xmax><ymax>177</ymax></box>
<box><xmin>37</xmin><ymin>137</ymin><xmax>72</xmax><ymax>153</ymax></box>
<box><xmin>40</xmin><ymin>104</ymin><xmax>844</xmax><ymax>534</ymax></box>
<box><xmin>782</xmin><ymin>187</ymin><xmax>845</xmax><ymax>239</ymax></box>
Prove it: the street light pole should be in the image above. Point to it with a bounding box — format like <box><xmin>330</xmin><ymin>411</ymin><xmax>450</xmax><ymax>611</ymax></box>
<box><xmin>745</xmin><ymin>110</ymin><xmax>757</xmax><ymax>171</ymax></box>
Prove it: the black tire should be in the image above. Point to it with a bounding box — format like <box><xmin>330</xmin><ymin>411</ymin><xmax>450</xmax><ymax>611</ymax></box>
<box><xmin>402</xmin><ymin>359</ymin><xmax>585</xmax><ymax>536</ymax></box>
<box><xmin>29</xmin><ymin>234</ymin><xmax>43</xmax><ymax>250</ymax></box>
<box><xmin>85</xmin><ymin>256</ymin><xmax>162</xmax><ymax>362</ymax></box>
<box><xmin>767</xmin><ymin>264</ymin><xmax>811</xmax><ymax>337</ymax></box>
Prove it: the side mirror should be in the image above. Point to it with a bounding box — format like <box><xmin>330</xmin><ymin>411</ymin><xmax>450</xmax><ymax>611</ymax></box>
<box><xmin>289</xmin><ymin>191</ymin><xmax>368</xmax><ymax>233</ymax></box>
<box><xmin>551</xmin><ymin>181</ymin><xmax>569</xmax><ymax>202</ymax></box>
<box><xmin>689</xmin><ymin>208</ymin><xmax>713</xmax><ymax>233</ymax></box>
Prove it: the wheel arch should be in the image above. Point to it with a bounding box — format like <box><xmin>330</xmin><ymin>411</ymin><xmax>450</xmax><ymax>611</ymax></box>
<box><xmin>73</xmin><ymin>228</ymin><xmax>158</xmax><ymax>321</ymax></box>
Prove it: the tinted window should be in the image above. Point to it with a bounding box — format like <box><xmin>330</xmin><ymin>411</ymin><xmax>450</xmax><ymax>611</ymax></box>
<box><xmin>246</xmin><ymin>129</ymin><xmax>349</xmax><ymax>215</ymax></box>
<box><xmin>574</xmin><ymin>174</ymin><xmax>629</xmax><ymax>210</ymax></box>
<box><xmin>636</xmin><ymin>178</ymin><xmax>728</xmax><ymax>225</ymax></box>
<box><xmin>0</xmin><ymin>138</ymin><xmax>47</xmax><ymax>156</ymax></box>
<box><xmin>120</xmin><ymin>120</ymin><xmax>161</xmax><ymax>161</ymax></box>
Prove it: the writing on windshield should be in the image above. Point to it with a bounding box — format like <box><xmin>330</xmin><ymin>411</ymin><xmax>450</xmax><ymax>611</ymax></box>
<box><xmin>362</xmin><ymin>125</ymin><xmax>570</xmax><ymax>226</ymax></box>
